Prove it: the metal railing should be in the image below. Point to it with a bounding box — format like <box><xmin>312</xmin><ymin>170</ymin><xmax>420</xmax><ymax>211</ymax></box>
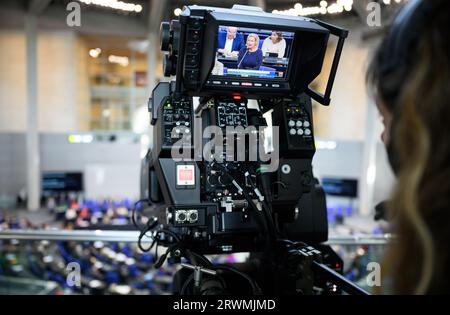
<box><xmin>0</xmin><ymin>229</ymin><xmax>393</xmax><ymax>245</ymax></box>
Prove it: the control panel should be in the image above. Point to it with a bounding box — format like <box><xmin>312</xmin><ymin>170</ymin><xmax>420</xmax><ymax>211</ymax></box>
<box><xmin>200</xmin><ymin>98</ymin><xmax>259</xmax><ymax>210</ymax></box>
<box><xmin>285</xmin><ymin>102</ymin><xmax>313</xmax><ymax>140</ymax></box>
<box><xmin>203</xmin><ymin>161</ymin><xmax>258</xmax><ymax>212</ymax></box>
<box><xmin>270</xmin><ymin>95</ymin><xmax>315</xmax><ymax>159</ymax></box>
<box><xmin>216</xmin><ymin>100</ymin><xmax>248</xmax><ymax>128</ymax></box>
<box><xmin>161</xmin><ymin>98</ymin><xmax>193</xmax><ymax>147</ymax></box>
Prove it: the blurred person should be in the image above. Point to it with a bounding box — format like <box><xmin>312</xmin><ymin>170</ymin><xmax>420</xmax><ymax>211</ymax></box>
<box><xmin>217</xmin><ymin>26</ymin><xmax>245</xmax><ymax>57</ymax></box>
<box><xmin>237</xmin><ymin>33</ymin><xmax>263</xmax><ymax>70</ymax></box>
<box><xmin>212</xmin><ymin>53</ymin><xmax>225</xmax><ymax>75</ymax></box>
<box><xmin>367</xmin><ymin>0</ymin><xmax>450</xmax><ymax>294</ymax></box>
<box><xmin>261</xmin><ymin>31</ymin><xmax>286</xmax><ymax>58</ymax></box>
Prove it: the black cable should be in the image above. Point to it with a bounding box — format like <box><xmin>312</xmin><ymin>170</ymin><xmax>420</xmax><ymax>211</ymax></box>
<box><xmin>181</xmin><ymin>273</ymin><xmax>195</xmax><ymax>295</ymax></box>
<box><xmin>222</xmin><ymin>171</ymin><xmax>276</xmax><ymax>265</ymax></box>
<box><xmin>215</xmin><ymin>164</ymin><xmax>261</xmax><ymax>216</ymax></box>
<box><xmin>154</xmin><ymin>243</ymin><xmax>179</xmax><ymax>268</ymax></box>
<box><xmin>245</xmin><ymin>169</ymin><xmax>279</xmax><ymax>240</ymax></box>
<box><xmin>214</xmin><ymin>164</ymin><xmax>268</xmax><ymax>235</ymax></box>
<box><xmin>131</xmin><ymin>199</ymin><xmax>150</xmax><ymax>231</ymax></box>
<box><xmin>137</xmin><ymin>218</ymin><xmax>158</xmax><ymax>252</ymax></box>
<box><xmin>185</xmin><ymin>249</ymin><xmax>212</xmax><ymax>268</ymax></box>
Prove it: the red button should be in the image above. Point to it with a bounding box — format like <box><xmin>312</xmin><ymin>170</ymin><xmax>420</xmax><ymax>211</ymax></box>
<box><xmin>179</xmin><ymin>169</ymin><xmax>193</xmax><ymax>181</ymax></box>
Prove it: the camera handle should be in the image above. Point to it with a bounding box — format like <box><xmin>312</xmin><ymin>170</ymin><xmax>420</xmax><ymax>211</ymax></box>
<box><xmin>306</xmin><ymin>20</ymin><xmax>349</xmax><ymax>106</ymax></box>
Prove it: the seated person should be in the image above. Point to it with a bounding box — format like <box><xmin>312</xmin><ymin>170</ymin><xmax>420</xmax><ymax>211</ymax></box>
<box><xmin>261</xmin><ymin>31</ymin><xmax>286</xmax><ymax>58</ymax></box>
<box><xmin>237</xmin><ymin>33</ymin><xmax>263</xmax><ymax>70</ymax></box>
<box><xmin>217</xmin><ymin>27</ymin><xmax>244</xmax><ymax>57</ymax></box>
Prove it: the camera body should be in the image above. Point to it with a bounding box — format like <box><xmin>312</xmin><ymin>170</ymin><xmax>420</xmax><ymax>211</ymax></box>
<box><xmin>141</xmin><ymin>5</ymin><xmax>348</xmax><ymax>255</ymax></box>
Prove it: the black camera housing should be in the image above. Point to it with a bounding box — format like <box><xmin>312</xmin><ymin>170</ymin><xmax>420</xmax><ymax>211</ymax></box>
<box><xmin>142</xmin><ymin>5</ymin><xmax>348</xmax><ymax>255</ymax></box>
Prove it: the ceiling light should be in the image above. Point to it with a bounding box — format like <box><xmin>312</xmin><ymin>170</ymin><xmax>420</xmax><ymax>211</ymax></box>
<box><xmin>108</xmin><ymin>55</ymin><xmax>129</xmax><ymax>67</ymax></box>
<box><xmin>89</xmin><ymin>48</ymin><xmax>102</xmax><ymax>58</ymax></box>
<box><xmin>78</xmin><ymin>0</ymin><xmax>143</xmax><ymax>13</ymax></box>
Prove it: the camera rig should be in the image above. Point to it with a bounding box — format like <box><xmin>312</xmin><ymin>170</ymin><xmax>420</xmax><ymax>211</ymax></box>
<box><xmin>138</xmin><ymin>4</ymin><xmax>368</xmax><ymax>295</ymax></box>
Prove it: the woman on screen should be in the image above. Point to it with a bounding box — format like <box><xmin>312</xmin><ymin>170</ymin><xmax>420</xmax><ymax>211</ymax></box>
<box><xmin>237</xmin><ymin>33</ymin><xmax>263</xmax><ymax>70</ymax></box>
<box><xmin>261</xmin><ymin>31</ymin><xmax>286</xmax><ymax>58</ymax></box>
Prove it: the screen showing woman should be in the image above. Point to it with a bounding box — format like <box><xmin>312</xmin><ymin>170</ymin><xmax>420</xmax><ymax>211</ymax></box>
<box><xmin>213</xmin><ymin>26</ymin><xmax>294</xmax><ymax>79</ymax></box>
<box><xmin>237</xmin><ymin>33</ymin><xmax>263</xmax><ymax>70</ymax></box>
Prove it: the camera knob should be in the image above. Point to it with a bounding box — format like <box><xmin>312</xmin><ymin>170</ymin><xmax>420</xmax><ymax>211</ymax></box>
<box><xmin>160</xmin><ymin>22</ymin><xmax>171</xmax><ymax>52</ymax></box>
<box><xmin>288</xmin><ymin>120</ymin><xmax>295</xmax><ymax>127</ymax></box>
<box><xmin>163</xmin><ymin>54</ymin><xmax>174</xmax><ymax>77</ymax></box>
<box><xmin>289</xmin><ymin>128</ymin><xmax>296</xmax><ymax>136</ymax></box>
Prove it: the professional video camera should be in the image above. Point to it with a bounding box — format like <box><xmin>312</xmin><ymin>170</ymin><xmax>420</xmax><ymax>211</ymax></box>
<box><xmin>138</xmin><ymin>4</ymin><xmax>367</xmax><ymax>295</ymax></box>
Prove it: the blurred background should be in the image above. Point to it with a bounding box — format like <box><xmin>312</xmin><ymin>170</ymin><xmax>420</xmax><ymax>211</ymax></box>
<box><xmin>0</xmin><ymin>0</ymin><xmax>404</xmax><ymax>294</ymax></box>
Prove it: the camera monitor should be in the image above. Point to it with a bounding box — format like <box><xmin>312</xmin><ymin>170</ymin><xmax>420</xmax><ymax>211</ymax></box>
<box><xmin>160</xmin><ymin>5</ymin><xmax>348</xmax><ymax>104</ymax></box>
<box><xmin>212</xmin><ymin>26</ymin><xmax>295</xmax><ymax>80</ymax></box>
